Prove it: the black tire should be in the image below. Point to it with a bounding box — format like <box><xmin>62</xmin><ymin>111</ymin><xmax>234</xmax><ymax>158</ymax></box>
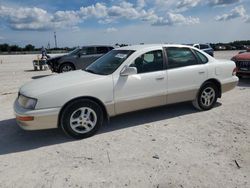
<box><xmin>192</xmin><ymin>82</ymin><xmax>218</xmax><ymax>111</ymax></box>
<box><xmin>59</xmin><ymin>63</ymin><xmax>75</xmax><ymax>73</ymax></box>
<box><xmin>60</xmin><ymin>99</ymin><xmax>103</xmax><ymax>139</ymax></box>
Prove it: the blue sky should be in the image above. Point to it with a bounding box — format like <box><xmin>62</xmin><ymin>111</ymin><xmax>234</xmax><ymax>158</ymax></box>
<box><xmin>0</xmin><ymin>0</ymin><xmax>250</xmax><ymax>47</ymax></box>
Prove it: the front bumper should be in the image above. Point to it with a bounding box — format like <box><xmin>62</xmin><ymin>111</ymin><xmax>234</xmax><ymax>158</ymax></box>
<box><xmin>14</xmin><ymin>99</ymin><xmax>60</xmax><ymax>130</ymax></box>
<box><xmin>47</xmin><ymin>60</ymin><xmax>60</xmax><ymax>73</ymax></box>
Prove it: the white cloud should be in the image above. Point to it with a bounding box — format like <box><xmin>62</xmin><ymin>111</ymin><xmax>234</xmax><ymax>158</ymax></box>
<box><xmin>209</xmin><ymin>0</ymin><xmax>240</xmax><ymax>6</ymax></box>
<box><xmin>152</xmin><ymin>12</ymin><xmax>200</xmax><ymax>26</ymax></box>
<box><xmin>106</xmin><ymin>27</ymin><xmax>118</xmax><ymax>33</ymax></box>
<box><xmin>52</xmin><ymin>11</ymin><xmax>81</xmax><ymax>28</ymax></box>
<box><xmin>137</xmin><ymin>0</ymin><xmax>146</xmax><ymax>9</ymax></box>
<box><xmin>177</xmin><ymin>0</ymin><xmax>201</xmax><ymax>9</ymax></box>
<box><xmin>0</xmin><ymin>36</ymin><xmax>4</xmax><ymax>40</ymax></box>
<box><xmin>0</xmin><ymin>5</ymin><xmax>81</xmax><ymax>30</ymax></box>
<box><xmin>79</xmin><ymin>3</ymin><xmax>108</xmax><ymax>19</ymax></box>
<box><xmin>154</xmin><ymin>0</ymin><xmax>176</xmax><ymax>8</ymax></box>
<box><xmin>215</xmin><ymin>5</ymin><xmax>249</xmax><ymax>22</ymax></box>
<box><xmin>154</xmin><ymin>0</ymin><xmax>200</xmax><ymax>12</ymax></box>
<box><xmin>108</xmin><ymin>2</ymin><xmax>142</xmax><ymax>19</ymax></box>
<box><xmin>0</xmin><ymin>2</ymin><xmax>201</xmax><ymax>31</ymax></box>
<box><xmin>0</xmin><ymin>6</ymin><xmax>52</xmax><ymax>30</ymax></box>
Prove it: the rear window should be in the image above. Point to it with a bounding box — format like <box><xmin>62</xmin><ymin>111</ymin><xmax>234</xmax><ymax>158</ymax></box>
<box><xmin>200</xmin><ymin>44</ymin><xmax>209</xmax><ymax>49</ymax></box>
<box><xmin>194</xmin><ymin>50</ymin><xmax>208</xmax><ymax>64</ymax></box>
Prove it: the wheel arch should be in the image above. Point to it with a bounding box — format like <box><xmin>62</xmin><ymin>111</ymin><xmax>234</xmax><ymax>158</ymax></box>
<box><xmin>58</xmin><ymin>96</ymin><xmax>109</xmax><ymax>128</ymax></box>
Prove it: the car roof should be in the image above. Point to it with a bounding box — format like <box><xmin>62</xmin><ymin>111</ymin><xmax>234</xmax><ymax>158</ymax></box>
<box><xmin>115</xmin><ymin>44</ymin><xmax>195</xmax><ymax>51</ymax></box>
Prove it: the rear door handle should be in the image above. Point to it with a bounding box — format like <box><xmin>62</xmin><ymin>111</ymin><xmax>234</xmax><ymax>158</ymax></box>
<box><xmin>198</xmin><ymin>71</ymin><xmax>205</xmax><ymax>74</ymax></box>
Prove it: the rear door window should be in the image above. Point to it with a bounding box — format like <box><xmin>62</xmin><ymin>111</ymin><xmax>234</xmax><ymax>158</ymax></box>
<box><xmin>166</xmin><ymin>47</ymin><xmax>199</xmax><ymax>69</ymax></box>
<box><xmin>96</xmin><ymin>47</ymin><xmax>109</xmax><ymax>54</ymax></box>
<box><xmin>81</xmin><ymin>47</ymin><xmax>96</xmax><ymax>55</ymax></box>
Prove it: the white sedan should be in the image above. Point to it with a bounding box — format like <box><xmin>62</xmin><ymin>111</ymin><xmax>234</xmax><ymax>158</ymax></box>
<box><xmin>14</xmin><ymin>44</ymin><xmax>238</xmax><ymax>139</ymax></box>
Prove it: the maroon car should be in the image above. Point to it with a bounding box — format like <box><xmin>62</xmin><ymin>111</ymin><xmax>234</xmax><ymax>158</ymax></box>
<box><xmin>231</xmin><ymin>51</ymin><xmax>250</xmax><ymax>78</ymax></box>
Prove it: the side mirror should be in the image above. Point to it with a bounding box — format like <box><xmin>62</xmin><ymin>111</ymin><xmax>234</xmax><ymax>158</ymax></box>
<box><xmin>120</xmin><ymin>66</ymin><xmax>137</xmax><ymax>76</ymax></box>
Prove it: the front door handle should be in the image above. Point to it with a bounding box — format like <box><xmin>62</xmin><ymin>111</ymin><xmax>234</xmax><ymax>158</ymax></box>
<box><xmin>198</xmin><ymin>71</ymin><xmax>205</xmax><ymax>74</ymax></box>
<box><xmin>156</xmin><ymin>77</ymin><xmax>164</xmax><ymax>80</ymax></box>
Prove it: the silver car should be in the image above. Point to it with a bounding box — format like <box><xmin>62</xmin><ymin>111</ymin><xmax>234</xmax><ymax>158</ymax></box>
<box><xmin>47</xmin><ymin>45</ymin><xmax>114</xmax><ymax>73</ymax></box>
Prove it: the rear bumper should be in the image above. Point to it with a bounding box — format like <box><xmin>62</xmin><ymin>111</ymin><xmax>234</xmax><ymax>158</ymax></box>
<box><xmin>14</xmin><ymin>100</ymin><xmax>60</xmax><ymax>130</ymax></box>
<box><xmin>221</xmin><ymin>77</ymin><xmax>239</xmax><ymax>93</ymax></box>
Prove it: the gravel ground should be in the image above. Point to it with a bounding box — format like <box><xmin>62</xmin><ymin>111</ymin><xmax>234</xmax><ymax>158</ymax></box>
<box><xmin>0</xmin><ymin>51</ymin><xmax>249</xmax><ymax>188</ymax></box>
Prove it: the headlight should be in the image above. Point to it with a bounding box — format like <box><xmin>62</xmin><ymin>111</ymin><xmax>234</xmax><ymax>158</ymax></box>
<box><xmin>18</xmin><ymin>94</ymin><xmax>37</xmax><ymax>109</ymax></box>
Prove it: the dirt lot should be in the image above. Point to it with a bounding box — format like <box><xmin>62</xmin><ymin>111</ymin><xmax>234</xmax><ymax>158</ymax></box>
<box><xmin>0</xmin><ymin>51</ymin><xmax>249</xmax><ymax>188</ymax></box>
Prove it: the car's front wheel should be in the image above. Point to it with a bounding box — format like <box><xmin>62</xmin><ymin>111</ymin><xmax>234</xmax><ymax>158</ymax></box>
<box><xmin>60</xmin><ymin>99</ymin><xmax>103</xmax><ymax>139</ymax></box>
<box><xmin>59</xmin><ymin>63</ymin><xmax>75</xmax><ymax>73</ymax></box>
<box><xmin>192</xmin><ymin>82</ymin><xmax>218</xmax><ymax>110</ymax></box>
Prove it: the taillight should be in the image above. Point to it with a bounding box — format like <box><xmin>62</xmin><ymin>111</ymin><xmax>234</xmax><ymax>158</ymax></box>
<box><xmin>232</xmin><ymin>67</ymin><xmax>237</xmax><ymax>76</ymax></box>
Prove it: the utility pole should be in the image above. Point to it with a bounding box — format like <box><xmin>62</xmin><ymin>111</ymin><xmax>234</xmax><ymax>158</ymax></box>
<box><xmin>54</xmin><ymin>31</ymin><xmax>57</xmax><ymax>48</ymax></box>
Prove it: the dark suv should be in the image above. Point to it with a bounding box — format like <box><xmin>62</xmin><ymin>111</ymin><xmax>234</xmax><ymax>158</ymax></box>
<box><xmin>47</xmin><ymin>45</ymin><xmax>114</xmax><ymax>73</ymax></box>
<box><xmin>193</xmin><ymin>44</ymin><xmax>214</xmax><ymax>57</ymax></box>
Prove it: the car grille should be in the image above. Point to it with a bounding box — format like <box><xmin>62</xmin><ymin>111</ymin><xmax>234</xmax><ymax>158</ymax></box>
<box><xmin>235</xmin><ymin>61</ymin><xmax>250</xmax><ymax>71</ymax></box>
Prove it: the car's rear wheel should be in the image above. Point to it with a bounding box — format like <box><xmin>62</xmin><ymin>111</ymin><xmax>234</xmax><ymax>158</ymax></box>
<box><xmin>60</xmin><ymin>99</ymin><xmax>103</xmax><ymax>139</ymax></box>
<box><xmin>59</xmin><ymin>63</ymin><xmax>75</xmax><ymax>73</ymax></box>
<box><xmin>192</xmin><ymin>82</ymin><xmax>218</xmax><ymax>110</ymax></box>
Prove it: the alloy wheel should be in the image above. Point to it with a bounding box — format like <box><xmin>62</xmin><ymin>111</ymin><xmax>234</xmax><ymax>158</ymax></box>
<box><xmin>70</xmin><ymin>107</ymin><xmax>97</xmax><ymax>134</ymax></box>
<box><xmin>200</xmin><ymin>87</ymin><xmax>215</xmax><ymax>107</ymax></box>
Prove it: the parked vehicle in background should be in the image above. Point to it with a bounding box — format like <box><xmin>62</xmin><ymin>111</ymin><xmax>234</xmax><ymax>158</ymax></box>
<box><xmin>225</xmin><ymin>45</ymin><xmax>236</xmax><ymax>50</ymax></box>
<box><xmin>214</xmin><ymin>45</ymin><xmax>226</xmax><ymax>51</ymax></box>
<box><xmin>231</xmin><ymin>52</ymin><xmax>250</xmax><ymax>78</ymax></box>
<box><xmin>47</xmin><ymin>45</ymin><xmax>114</xmax><ymax>73</ymax></box>
<box><xmin>14</xmin><ymin>44</ymin><xmax>238</xmax><ymax>139</ymax></box>
<box><xmin>238</xmin><ymin>48</ymin><xmax>250</xmax><ymax>54</ymax></box>
<box><xmin>191</xmin><ymin>44</ymin><xmax>214</xmax><ymax>57</ymax></box>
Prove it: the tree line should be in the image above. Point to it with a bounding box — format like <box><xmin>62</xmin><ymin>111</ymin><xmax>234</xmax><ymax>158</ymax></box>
<box><xmin>0</xmin><ymin>43</ymin><xmax>71</xmax><ymax>53</ymax></box>
<box><xmin>1</xmin><ymin>40</ymin><xmax>250</xmax><ymax>53</ymax></box>
<box><xmin>0</xmin><ymin>44</ymin><xmax>36</xmax><ymax>52</ymax></box>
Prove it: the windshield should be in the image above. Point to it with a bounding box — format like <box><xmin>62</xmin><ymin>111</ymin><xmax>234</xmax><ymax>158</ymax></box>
<box><xmin>68</xmin><ymin>47</ymin><xmax>80</xmax><ymax>55</ymax></box>
<box><xmin>85</xmin><ymin>50</ymin><xmax>134</xmax><ymax>75</ymax></box>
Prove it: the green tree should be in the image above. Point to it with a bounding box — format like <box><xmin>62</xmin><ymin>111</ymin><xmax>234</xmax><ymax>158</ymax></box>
<box><xmin>0</xmin><ymin>43</ymin><xmax>9</xmax><ymax>52</ymax></box>
<box><xmin>9</xmin><ymin>45</ymin><xmax>21</xmax><ymax>52</ymax></box>
<box><xmin>24</xmin><ymin>44</ymin><xmax>35</xmax><ymax>51</ymax></box>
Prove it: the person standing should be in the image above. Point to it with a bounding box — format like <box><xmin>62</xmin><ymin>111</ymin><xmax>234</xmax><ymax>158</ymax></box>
<box><xmin>41</xmin><ymin>46</ymin><xmax>49</xmax><ymax>59</ymax></box>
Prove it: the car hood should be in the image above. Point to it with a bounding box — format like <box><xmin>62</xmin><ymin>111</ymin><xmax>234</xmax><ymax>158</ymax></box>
<box><xmin>48</xmin><ymin>54</ymin><xmax>65</xmax><ymax>60</ymax></box>
<box><xmin>233</xmin><ymin>52</ymin><xmax>250</xmax><ymax>61</ymax></box>
<box><xmin>20</xmin><ymin>70</ymin><xmax>106</xmax><ymax>97</ymax></box>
